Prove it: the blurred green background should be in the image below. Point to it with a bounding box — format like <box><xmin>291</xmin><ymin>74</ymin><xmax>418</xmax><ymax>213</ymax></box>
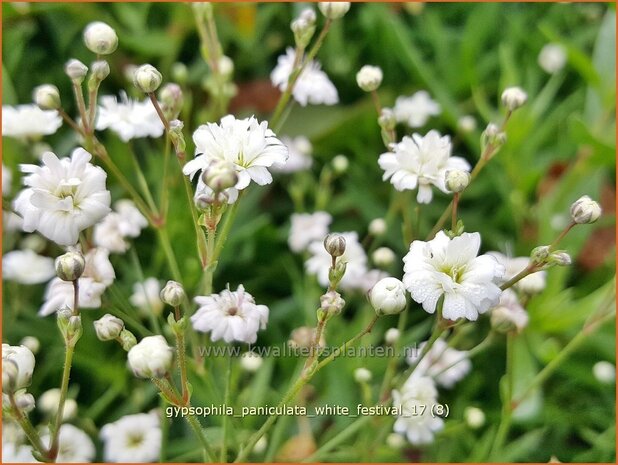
<box><xmin>2</xmin><ymin>2</ymin><xmax>616</xmax><ymax>462</ymax></box>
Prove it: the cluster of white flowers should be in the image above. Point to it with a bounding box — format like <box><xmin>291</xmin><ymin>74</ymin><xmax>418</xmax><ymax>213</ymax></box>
<box><xmin>3</xmin><ymin>249</ymin><xmax>55</xmax><ymax>284</ymax></box>
<box><xmin>488</xmin><ymin>251</ymin><xmax>546</xmax><ymax>295</ymax></box>
<box><xmin>272</xmin><ymin>136</ymin><xmax>313</xmax><ymax>173</ymax></box>
<box><xmin>40</xmin><ymin>424</ymin><xmax>95</xmax><ymax>463</ymax></box>
<box><xmin>407</xmin><ymin>339</ymin><xmax>471</xmax><ymax>388</ymax></box>
<box><xmin>130</xmin><ymin>278</ymin><xmax>164</xmax><ymax>316</ymax></box>
<box><xmin>379</xmin><ymin>130</ymin><xmax>470</xmax><ymax>204</ymax></box>
<box><xmin>271</xmin><ymin>47</ymin><xmax>338</xmax><ymax>106</ymax></box>
<box><xmin>191</xmin><ymin>285</ymin><xmax>269</xmax><ymax>344</ymax></box>
<box><xmin>288</xmin><ymin>211</ymin><xmax>332</xmax><ymax>253</ymax></box>
<box><xmin>13</xmin><ymin>148</ymin><xmax>111</xmax><ymax>246</ymax></box>
<box><xmin>2</xmin><ymin>421</ymin><xmax>36</xmax><ymax>463</ymax></box>
<box><xmin>183</xmin><ymin>115</ymin><xmax>288</xmax><ymax>204</ymax></box>
<box><xmin>95</xmin><ymin>92</ymin><xmax>164</xmax><ymax>141</ymax></box>
<box><xmin>94</xmin><ymin>200</ymin><xmax>148</xmax><ymax>253</ymax></box>
<box><xmin>40</xmin><ymin>247</ymin><xmax>115</xmax><ymax>316</ymax></box>
<box><xmin>100</xmin><ymin>411</ymin><xmax>162</xmax><ymax>462</ymax></box>
<box><xmin>393</xmin><ymin>91</ymin><xmax>441</xmax><ymax>127</ymax></box>
<box><xmin>2</xmin><ymin>104</ymin><xmax>62</xmax><ymax>139</ymax></box>
<box><xmin>491</xmin><ymin>289</ymin><xmax>529</xmax><ymax>333</ymax></box>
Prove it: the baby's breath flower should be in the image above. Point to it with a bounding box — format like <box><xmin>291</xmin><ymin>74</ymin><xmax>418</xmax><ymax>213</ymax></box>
<box><xmin>100</xmin><ymin>412</ymin><xmax>161</xmax><ymax>462</ymax></box>
<box><xmin>96</xmin><ymin>92</ymin><xmax>164</xmax><ymax>142</ymax></box>
<box><xmin>272</xmin><ymin>136</ymin><xmax>313</xmax><ymax>173</ymax></box>
<box><xmin>354</xmin><ymin>367</ymin><xmax>372</xmax><ymax>383</ymax></box>
<box><xmin>489</xmin><ymin>252</ymin><xmax>546</xmax><ymax>294</ymax></box>
<box><xmin>332</xmin><ymin>154</ymin><xmax>349</xmax><ymax>173</ymax></box>
<box><xmin>392</xmin><ymin>376</ymin><xmax>443</xmax><ymax>445</ymax></box>
<box><xmin>501</xmin><ymin>86</ymin><xmax>528</xmax><ymax>111</ymax></box>
<box><xmin>593</xmin><ymin>361</ymin><xmax>615</xmax><ymax>384</ymax></box>
<box><xmin>93</xmin><ymin>199</ymin><xmax>148</xmax><ymax>254</ymax></box>
<box><xmin>384</xmin><ymin>328</ymin><xmax>400</xmax><ymax>345</ymax></box>
<box><xmin>40</xmin><ymin>424</ymin><xmax>95</xmax><ymax>462</ymax></box>
<box><xmin>240</xmin><ymin>351</ymin><xmax>264</xmax><ymax>372</ymax></box>
<box><xmin>393</xmin><ymin>91</ymin><xmax>441</xmax><ymax>127</ymax></box>
<box><xmin>368</xmin><ymin>218</ymin><xmax>387</xmax><ymax>236</ymax></box>
<box><xmin>128</xmin><ymin>336</ymin><xmax>173</xmax><ymax>378</ymax></box>
<box><xmin>19</xmin><ymin>337</ymin><xmax>40</xmax><ymax>355</ymax></box>
<box><xmin>288</xmin><ymin>212</ymin><xmax>332</xmax><ymax>254</ymax></box>
<box><xmin>538</xmin><ymin>43</ymin><xmax>567</xmax><ymax>74</ymax></box>
<box><xmin>83</xmin><ymin>21</ymin><xmax>118</xmax><ymax>55</ymax></box>
<box><xmin>2</xmin><ymin>250</ymin><xmax>55</xmax><ymax>284</ymax></box>
<box><xmin>130</xmin><ymin>278</ymin><xmax>164</xmax><ymax>316</ymax></box>
<box><xmin>2</xmin><ymin>104</ymin><xmax>62</xmax><ymax>139</ymax></box>
<box><xmin>2</xmin><ymin>344</ymin><xmax>35</xmax><ymax>393</ymax></box>
<box><xmin>457</xmin><ymin>115</ymin><xmax>477</xmax><ymax>133</ymax></box>
<box><xmin>39</xmin><ymin>388</ymin><xmax>78</xmax><ymax>419</ymax></box>
<box><xmin>370</xmin><ymin>277</ymin><xmax>407</xmax><ymax>316</ymax></box>
<box><xmin>407</xmin><ymin>339</ymin><xmax>471</xmax><ymax>388</ymax></box>
<box><xmin>490</xmin><ymin>289</ymin><xmax>529</xmax><ymax>333</ymax></box>
<box><xmin>372</xmin><ymin>247</ymin><xmax>396</xmax><ymax>267</ymax></box>
<box><xmin>464</xmin><ymin>406</ymin><xmax>485</xmax><ymax>429</ymax></box>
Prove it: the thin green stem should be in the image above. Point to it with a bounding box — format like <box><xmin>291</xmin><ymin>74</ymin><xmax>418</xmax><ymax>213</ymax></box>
<box><xmin>128</xmin><ymin>143</ymin><xmax>159</xmax><ymax>214</ymax></box>
<box><xmin>378</xmin><ymin>309</ymin><xmax>408</xmax><ymax>401</ymax></box>
<box><xmin>156</xmin><ymin>226</ymin><xmax>183</xmax><ymax>284</ymax></box>
<box><xmin>220</xmin><ymin>352</ymin><xmax>233</xmax><ymax>462</ymax></box>
<box><xmin>186</xmin><ymin>414</ymin><xmax>217</xmax><ymax>463</ymax></box>
<box><xmin>8</xmin><ymin>394</ymin><xmax>48</xmax><ymax>460</ymax></box>
<box><xmin>302</xmin><ymin>414</ymin><xmax>373</xmax><ymax>462</ymax></box>
<box><xmin>160</xmin><ymin>134</ymin><xmax>171</xmax><ymax>216</ymax></box>
<box><xmin>489</xmin><ymin>332</ymin><xmax>515</xmax><ymax>459</ymax></box>
<box><xmin>57</xmin><ymin>108</ymin><xmax>84</xmax><ymax>136</ymax></box>
<box><xmin>432</xmin><ymin>331</ymin><xmax>495</xmax><ymax>379</ymax></box>
<box><xmin>549</xmin><ymin>221</ymin><xmax>576</xmax><ymax>250</ymax></box>
<box><xmin>71</xmin><ymin>82</ymin><xmax>89</xmax><ymax>133</ymax></box>
<box><xmin>212</xmin><ymin>199</ymin><xmax>241</xmax><ymax>262</ymax></box>
<box><xmin>174</xmin><ymin>326</ymin><xmax>190</xmax><ymax>404</ymax></box>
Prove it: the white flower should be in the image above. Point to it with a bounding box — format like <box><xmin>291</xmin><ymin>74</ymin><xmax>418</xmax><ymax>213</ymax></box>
<box><xmin>354</xmin><ymin>367</ymin><xmax>372</xmax><ymax>383</ymax></box>
<box><xmin>38</xmin><ymin>388</ymin><xmax>78</xmax><ymax>419</ymax></box>
<box><xmin>368</xmin><ymin>218</ymin><xmax>387</xmax><ymax>236</ymax></box>
<box><xmin>83</xmin><ymin>21</ymin><xmax>118</xmax><ymax>55</ymax></box>
<box><xmin>356</xmin><ymin>65</ymin><xmax>383</xmax><ymax>92</ymax></box>
<box><xmin>538</xmin><ymin>43</ymin><xmax>567</xmax><ymax>74</ymax></box>
<box><xmin>3</xmin><ymin>164</ymin><xmax>12</xmax><ymax>196</ymax></box>
<box><xmin>288</xmin><ymin>211</ymin><xmax>332</xmax><ymax>253</ymax></box>
<box><xmin>191</xmin><ymin>285</ymin><xmax>269</xmax><ymax>344</ymax></box>
<box><xmin>94</xmin><ymin>199</ymin><xmax>148</xmax><ymax>253</ymax></box>
<box><xmin>369</xmin><ymin>277</ymin><xmax>407</xmax><ymax>315</ymax></box>
<box><xmin>271</xmin><ymin>47</ymin><xmax>339</xmax><ymax>106</ymax></box>
<box><xmin>2</xmin><ymin>250</ymin><xmax>55</xmax><ymax>284</ymax></box>
<box><xmin>13</xmin><ymin>148</ymin><xmax>111</xmax><ymax>246</ymax></box>
<box><xmin>490</xmin><ymin>289</ymin><xmax>529</xmax><ymax>333</ymax></box>
<box><xmin>305</xmin><ymin>231</ymin><xmax>369</xmax><ymax>291</ymax></box>
<box><xmin>392</xmin><ymin>376</ymin><xmax>443</xmax><ymax>445</ymax></box>
<box><xmin>272</xmin><ymin>136</ymin><xmax>313</xmax><ymax>173</ymax></box>
<box><xmin>96</xmin><ymin>92</ymin><xmax>164</xmax><ymax>142</ymax></box>
<box><xmin>393</xmin><ymin>91</ymin><xmax>441</xmax><ymax>127</ymax></box>
<box><xmin>2</xmin><ymin>443</ymin><xmax>36</xmax><ymax>463</ymax></box>
<box><xmin>183</xmin><ymin>115</ymin><xmax>288</xmax><ymax>202</ymax></box>
<box><xmin>39</xmin><ymin>247</ymin><xmax>115</xmax><ymax>316</ymax></box>
<box><xmin>464</xmin><ymin>406</ymin><xmax>485</xmax><ymax>429</ymax></box>
<box><xmin>40</xmin><ymin>424</ymin><xmax>95</xmax><ymax>463</ymax></box>
<box><xmin>318</xmin><ymin>2</ymin><xmax>351</xmax><ymax>19</ymax></box>
<box><xmin>379</xmin><ymin>130</ymin><xmax>470</xmax><ymax>204</ymax></box>
<box><xmin>457</xmin><ymin>115</ymin><xmax>477</xmax><ymax>133</ymax></box>
<box><xmin>128</xmin><ymin>336</ymin><xmax>173</xmax><ymax>378</ymax></box>
<box><xmin>403</xmin><ymin>231</ymin><xmax>504</xmax><ymax>321</ymax></box>
<box><xmin>3</xmin><ymin>211</ymin><xmax>23</xmax><ymax>232</ymax></box>
<box><xmin>372</xmin><ymin>246</ymin><xmax>396</xmax><ymax>267</ymax></box>
<box><xmin>385</xmin><ymin>328</ymin><xmax>400</xmax><ymax>345</ymax></box>
<box><xmin>2</xmin><ymin>344</ymin><xmax>35</xmax><ymax>392</ymax></box>
<box><xmin>101</xmin><ymin>412</ymin><xmax>162</xmax><ymax>462</ymax></box>
<box><xmin>2</xmin><ymin>104</ymin><xmax>62</xmax><ymax>139</ymax></box>
<box><xmin>593</xmin><ymin>361</ymin><xmax>615</xmax><ymax>384</ymax></box>
<box><xmin>488</xmin><ymin>252</ymin><xmax>546</xmax><ymax>294</ymax></box>
<box><xmin>407</xmin><ymin>339</ymin><xmax>471</xmax><ymax>388</ymax></box>
<box><xmin>130</xmin><ymin>278</ymin><xmax>164</xmax><ymax>316</ymax></box>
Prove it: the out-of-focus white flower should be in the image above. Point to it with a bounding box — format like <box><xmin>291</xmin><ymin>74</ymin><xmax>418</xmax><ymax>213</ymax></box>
<box><xmin>272</xmin><ymin>136</ymin><xmax>313</xmax><ymax>173</ymax></box>
<box><xmin>19</xmin><ymin>337</ymin><xmax>40</xmax><ymax>355</ymax></box>
<box><xmin>2</xmin><ymin>344</ymin><xmax>35</xmax><ymax>392</ymax></box>
<box><xmin>40</xmin><ymin>424</ymin><xmax>95</xmax><ymax>463</ymax></box>
<box><xmin>369</xmin><ymin>277</ymin><xmax>407</xmax><ymax>316</ymax></box>
<box><xmin>318</xmin><ymin>2</ymin><xmax>351</xmax><ymax>19</ymax></box>
<box><xmin>39</xmin><ymin>247</ymin><xmax>115</xmax><ymax>316</ymax></box>
<box><xmin>570</xmin><ymin>195</ymin><xmax>602</xmax><ymax>224</ymax></box>
<box><xmin>13</xmin><ymin>148</ymin><xmax>111</xmax><ymax>246</ymax></box>
<box><xmin>501</xmin><ymin>87</ymin><xmax>528</xmax><ymax>111</ymax></box>
<box><xmin>356</xmin><ymin>65</ymin><xmax>383</xmax><ymax>92</ymax></box>
<box><xmin>2</xmin><ymin>250</ymin><xmax>55</xmax><ymax>284</ymax></box>
<box><xmin>2</xmin><ymin>443</ymin><xmax>36</xmax><ymax>463</ymax></box>
<box><xmin>2</xmin><ymin>104</ymin><xmax>62</xmax><ymax>139</ymax></box>
<box><xmin>392</xmin><ymin>376</ymin><xmax>443</xmax><ymax>445</ymax></box>
<box><xmin>3</xmin><ymin>164</ymin><xmax>12</xmax><ymax>196</ymax></box>
<box><xmin>457</xmin><ymin>115</ymin><xmax>477</xmax><ymax>133</ymax></box>
<box><xmin>538</xmin><ymin>43</ymin><xmax>567</xmax><ymax>74</ymax></box>
<box><xmin>403</xmin><ymin>231</ymin><xmax>504</xmax><ymax>321</ymax></box>
<box><xmin>83</xmin><ymin>21</ymin><xmax>118</xmax><ymax>55</ymax></box>
<box><xmin>407</xmin><ymin>339</ymin><xmax>471</xmax><ymax>388</ymax></box>
<box><xmin>354</xmin><ymin>367</ymin><xmax>372</xmax><ymax>383</ymax></box>
<box><xmin>393</xmin><ymin>91</ymin><xmax>441</xmax><ymax>127</ymax></box>
<box><xmin>96</xmin><ymin>92</ymin><xmax>164</xmax><ymax>142</ymax></box>
<box><xmin>488</xmin><ymin>252</ymin><xmax>546</xmax><ymax>294</ymax></box>
<box><xmin>305</xmin><ymin>231</ymin><xmax>369</xmax><ymax>291</ymax></box>
<box><xmin>240</xmin><ymin>351</ymin><xmax>264</xmax><ymax>372</ymax></box>
<box><xmin>128</xmin><ymin>336</ymin><xmax>173</xmax><ymax>378</ymax></box>
<box><xmin>130</xmin><ymin>278</ymin><xmax>164</xmax><ymax>316</ymax></box>
<box><xmin>101</xmin><ymin>411</ymin><xmax>161</xmax><ymax>462</ymax></box>
<box><xmin>386</xmin><ymin>432</ymin><xmax>406</xmax><ymax>449</ymax></box>
<box><xmin>271</xmin><ymin>47</ymin><xmax>339</xmax><ymax>107</ymax></box>
<box><xmin>332</xmin><ymin>154</ymin><xmax>349</xmax><ymax>174</ymax></box>
<box><xmin>288</xmin><ymin>211</ymin><xmax>332</xmax><ymax>253</ymax></box>
<box><xmin>379</xmin><ymin>130</ymin><xmax>470</xmax><ymax>204</ymax></box>
<box><xmin>183</xmin><ymin>115</ymin><xmax>288</xmax><ymax>204</ymax></box>
<box><xmin>93</xmin><ymin>199</ymin><xmax>148</xmax><ymax>253</ymax></box>
<box><xmin>372</xmin><ymin>246</ymin><xmax>396</xmax><ymax>267</ymax></box>
<box><xmin>38</xmin><ymin>388</ymin><xmax>78</xmax><ymax>419</ymax></box>
<box><xmin>358</xmin><ymin>268</ymin><xmax>389</xmax><ymax>293</ymax></box>
<box><xmin>490</xmin><ymin>289</ymin><xmax>529</xmax><ymax>333</ymax></box>
<box><xmin>464</xmin><ymin>406</ymin><xmax>485</xmax><ymax>429</ymax></box>
<box><xmin>368</xmin><ymin>218</ymin><xmax>387</xmax><ymax>236</ymax></box>
<box><xmin>385</xmin><ymin>328</ymin><xmax>400</xmax><ymax>345</ymax></box>
<box><xmin>191</xmin><ymin>285</ymin><xmax>269</xmax><ymax>344</ymax></box>
<box><xmin>593</xmin><ymin>361</ymin><xmax>615</xmax><ymax>384</ymax></box>
<box><xmin>3</xmin><ymin>211</ymin><xmax>23</xmax><ymax>232</ymax></box>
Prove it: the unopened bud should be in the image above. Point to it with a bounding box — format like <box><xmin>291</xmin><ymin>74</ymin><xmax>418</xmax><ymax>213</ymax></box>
<box><xmin>501</xmin><ymin>86</ymin><xmax>528</xmax><ymax>111</ymax></box>
<box><xmin>2</xmin><ymin>361</ymin><xmax>18</xmax><ymax>394</ymax></box>
<box><xmin>33</xmin><ymin>84</ymin><xmax>61</xmax><ymax>110</ymax></box>
<box><xmin>127</xmin><ymin>335</ymin><xmax>173</xmax><ymax>379</ymax></box>
<box><xmin>2</xmin><ymin>344</ymin><xmax>35</xmax><ymax>393</ymax></box>
<box><xmin>55</xmin><ymin>251</ymin><xmax>85</xmax><ymax>281</ymax></box>
<box><xmin>19</xmin><ymin>337</ymin><xmax>40</xmax><ymax>355</ymax></box>
<box><xmin>457</xmin><ymin>115</ymin><xmax>477</xmax><ymax>134</ymax></box>
<box><xmin>202</xmin><ymin>160</ymin><xmax>238</xmax><ymax>192</ymax></box>
<box><xmin>94</xmin><ymin>314</ymin><xmax>124</xmax><ymax>341</ymax></box>
<box><xmin>384</xmin><ymin>328</ymin><xmax>400</xmax><ymax>345</ymax></box>
<box><xmin>369</xmin><ymin>277</ymin><xmax>406</xmax><ymax>316</ymax></box>
<box><xmin>291</xmin><ymin>18</ymin><xmax>316</xmax><ymax>49</ymax></box>
<box><xmin>319</xmin><ymin>290</ymin><xmax>345</xmax><ymax>317</ymax></box>
<box><xmin>386</xmin><ymin>433</ymin><xmax>406</xmax><ymax>449</ymax></box>
<box><xmin>570</xmin><ymin>195</ymin><xmax>602</xmax><ymax>224</ymax></box>
<box><xmin>332</xmin><ymin>154</ymin><xmax>349</xmax><ymax>174</ymax></box>
<box><xmin>530</xmin><ymin>245</ymin><xmax>550</xmax><ymax>265</ymax></box>
<box><xmin>368</xmin><ymin>218</ymin><xmax>387</xmax><ymax>236</ymax></box>
<box><xmin>372</xmin><ymin>247</ymin><xmax>396</xmax><ymax>267</ymax></box>
<box><xmin>66</xmin><ymin>315</ymin><xmax>83</xmax><ymax>344</ymax></box>
<box><xmin>593</xmin><ymin>361</ymin><xmax>615</xmax><ymax>384</ymax></box>
<box><xmin>318</xmin><ymin>2</ymin><xmax>351</xmax><ymax>19</ymax></box>
<box><xmin>65</xmin><ymin>59</ymin><xmax>88</xmax><ymax>83</ymax></box>
<box><xmin>91</xmin><ymin>60</ymin><xmax>110</xmax><ymax>82</ymax></box>
<box><xmin>324</xmin><ymin>233</ymin><xmax>346</xmax><ymax>257</ymax></box>
<box><xmin>83</xmin><ymin>21</ymin><xmax>118</xmax><ymax>55</ymax></box>
<box><xmin>13</xmin><ymin>391</ymin><xmax>35</xmax><ymax>412</ymax></box>
<box><xmin>289</xmin><ymin>326</ymin><xmax>325</xmax><ymax>350</ymax></box>
<box><xmin>549</xmin><ymin>251</ymin><xmax>571</xmax><ymax>267</ymax></box>
<box><xmin>354</xmin><ymin>367</ymin><xmax>372</xmax><ymax>383</ymax></box>
<box><xmin>160</xmin><ymin>280</ymin><xmax>185</xmax><ymax>307</ymax></box>
<box><xmin>378</xmin><ymin>108</ymin><xmax>396</xmax><ymax>131</ymax></box>
<box><xmin>240</xmin><ymin>351</ymin><xmax>263</xmax><ymax>372</ymax></box>
<box><xmin>299</xmin><ymin>8</ymin><xmax>317</xmax><ymax>24</ymax></box>
<box><xmin>159</xmin><ymin>83</ymin><xmax>184</xmax><ymax>120</ymax></box>
<box><xmin>169</xmin><ymin>120</ymin><xmax>186</xmax><ymax>152</ymax></box>
<box><xmin>445</xmin><ymin>169</ymin><xmax>471</xmax><ymax>193</ymax></box>
<box><xmin>134</xmin><ymin>64</ymin><xmax>163</xmax><ymax>93</ymax></box>
<box><xmin>171</xmin><ymin>62</ymin><xmax>188</xmax><ymax>84</ymax></box>
<box><xmin>118</xmin><ymin>329</ymin><xmax>137</xmax><ymax>351</ymax></box>
<box><xmin>356</xmin><ymin>65</ymin><xmax>383</xmax><ymax>92</ymax></box>
<box><xmin>464</xmin><ymin>406</ymin><xmax>485</xmax><ymax>429</ymax></box>
<box><xmin>217</xmin><ymin>55</ymin><xmax>234</xmax><ymax>79</ymax></box>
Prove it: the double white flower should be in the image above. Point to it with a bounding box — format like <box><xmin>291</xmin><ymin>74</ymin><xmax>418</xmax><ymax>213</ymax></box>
<box><xmin>100</xmin><ymin>411</ymin><xmax>162</xmax><ymax>462</ymax></box>
<box><xmin>2</xmin><ymin>104</ymin><xmax>62</xmax><ymax>139</ymax></box>
<box><xmin>96</xmin><ymin>92</ymin><xmax>164</xmax><ymax>141</ymax></box>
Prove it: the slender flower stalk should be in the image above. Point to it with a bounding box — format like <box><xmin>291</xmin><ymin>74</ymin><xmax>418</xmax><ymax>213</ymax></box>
<box><xmin>379</xmin><ymin>309</ymin><xmax>408</xmax><ymax>401</ymax></box>
<box><xmin>8</xmin><ymin>394</ymin><xmax>47</xmax><ymax>460</ymax></box>
<box><xmin>220</xmin><ymin>353</ymin><xmax>233</xmax><ymax>462</ymax></box>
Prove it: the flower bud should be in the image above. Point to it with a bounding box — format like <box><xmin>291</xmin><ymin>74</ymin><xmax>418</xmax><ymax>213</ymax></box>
<box><xmin>289</xmin><ymin>326</ymin><xmax>325</xmax><ymax>350</ymax></box>
<box><xmin>83</xmin><ymin>21</ymin><xmax>118</xmax><ymax>55</ymax></box>
<box><xmin>299</xmin><ymin>8</ymin><xmax>317</xmax><ymax>24</ymax></box>
<box><xmin>217</xmin><ymin>55</ymin><xmax>234</xmax><ymax>79</ymax></box>
<box><xmin>464</xmin><ymin>406</ymin><xmax>485</xmax><ymax>429</ymax></box>
<box><xmin>368</xmin><ymin>218</ymin><xmax>387</xmax><ymax>236</ymax></box>
<box><xmin>65</xmin><ymin>59</ymin><xmax>88</xmax><ymax>83</ymax></box>
<box><xmin>384</xmin><ymin>328</ymin><xmax>400</xmax><ymax>345</ymax></box>
<box><xmin>159</xmin><ymin>83</ymin><xmax>184</xmax><ymax>120</ymax></box>
<box><xmin>323</xmin><ymin>233</ymin><xmax>346</xmax><ymax>257</ymax></box>
<box><xmin>160</xmin><ymin>280</ymin><xmax>186</xmax><ymax>307</ymax></box>
<box><xmin>169</xmin><ymin>120</ymin><xmax>186</xmax><ymax>152</ymax></box>
<box><xmin>530</xmin><ymin>245</ymin><xmax>551</xmax><ymax>265</ymax></box>
<box><xmin>332</xmin><ymin>154</ymin><xmax>349</xmax><ymax>174</ymax></box>
<box><xmin>254</xmin><ymin>436</ymin><xmax>268</xmax><ymax>455</ymax></box>
<box><xmin>39</xmin><ymin>388</ymin><xmax>77</xmax><ymax>419</ymax></box>
<box><xmin>386</xmin><ymin>433</ymin><xmax>405</xmax><ymax>449</ymax></box>
<box><xmin>171</xmin><ymin>62</ymin><xmax>188</xmax><ymax>84</ymax></box>
<box><xmin>354</xmin><ymin>367</ymin><xmax>372</xmax><ymax>383</ymax></box>
<box><xmin>445</xmin><ymin>169</ymin><xmax>471</xmax><ymax>193</ymax></box>
<box><xmin>33</xmin><ymin>84</ymin><xmax>61</xmax><ymax>110</ymax></box>
<box><xmin>328</xmin><ymin>260</ymin><xmax>347</xmax><ymax>287</ymax></box>
<box><xmin>127</xmin><ymin>335</ymin><xmax>173</xmax><ymax>378</ymax></box>
<box><xmin>549</xmin><ymin>251</ymin><xmax>571</xmax><ymax>267</ymax></box>
<box><xmin>91</xmin><ymin>60</ymin><xmax>110</xmax><ymax>82</ymax></box>
<box><xmin>134</xmin><ymin>64</ymin><xmax>163</xmax><ymax>93</ymax></box>
<box><xmin>19</xmin><ymin>337</ymin><xmax>40</xmax><ymax>355</ymax></box>
<box><xmin>13</xmin><ymin>391</ymin><xmax>35</xmax><ymax>412</ymax></box>
<box><xmin>490</xmin><ymin>306</ymin><xmax>521</xmax><ymax>334</ymax></box>
<box><xmin>570</xmin><ymin>195</ymin><xmax>602</xmax><ymax>224</ymax></box>
<box><xmin>319</xmin><ymin>290</ymin><xmax>345</xmax><ymax>317</ymax></box>
<box><xmin>501</xmin><ymin>86</ymin><xmax>528</xmax><ymax>111</ymax></box>
<box><xmin>2</xmin><ymin>344</ymin><xmax>35</xmax><ymax>393</ymax></box>
<box><xmin>66</xmin><ymin>315</ymin><xmax>83</xmax><ymax>344</ymax></box>
<box><xmin>481</xmin><ymin>123</ymin><xmax>507</xmax><ymax>152</ymax></box>
<box><xmin>378</xmin><ymin>108</ymin><xmax>396</xmax><ymax>131</ymax></box>
<box><xmin>94</xmin><ymin>314</ymin><xmax>125</xmax><ymax>341</ymax></box>
<box><xmin>318</xmin><ymin>2</ymin><xmax>351</xmax><ymax>19</ymax></box>
<box><xmin>372</xmin><ymin>247</ymin><xmax>396</xmax><ymax>267</ymax></box>
<box><xmin>457</xmin><ymin>115</ymin><xmax>477</xmax><ymax>134</ymax></box>
<box><xmin>369</xmin><ymin>277</ymin><xmax>407</xmax><ymax>316</ymax></box>
<box><xmin>356</xmin><ymin>65</ymin><xmax>383</xmax><ymax>92</ymax></box>
<box><xmin>240</xmin><ymin>351</ymin><xmax>263</xmax><ymax>373</ymax></box>
<box><xmin>593</xmin><ymin>361</ymin><xmax>615</xmax><ymax>384</ymax></box>
<box><xmin>291</xmin><ymin>18</ymin><xmax>316</xmax><ymax>49</ymax></box>
<box><xmin>55</xmin><ymin>251</ymin><xmax>85</xmax><ymax>281</ymax></box>
<box><xmin>202</xmin><ymin>159</ymin><xmax>238</xmax><ymax>192</ymax></box>
<box><xmin>118</xmin><ymin>329</ymin><xmax>137</xmax><ymax>352</ymax></box>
